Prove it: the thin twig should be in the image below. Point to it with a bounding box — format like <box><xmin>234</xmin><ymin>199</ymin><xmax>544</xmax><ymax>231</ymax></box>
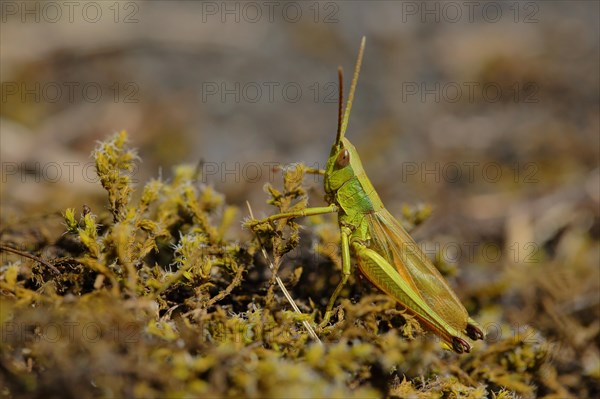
<box><xmin>205</xmin><ymin>262</ymin><xmax>245</xmax><ymax>308</ymax></box>
<box><xmin>246</xmin><ymin>202</ymin><xmax>321</xmax><ymax>344</ymax></box>
<box><xmin>0</xmin><ymin>244</ymin><xmax>60</xmax><ymax>274</ymax></box>
<box><xmin>182</xmin><ymin>260</ymin><xmax>245</xmax><ymax>320</ymax></box>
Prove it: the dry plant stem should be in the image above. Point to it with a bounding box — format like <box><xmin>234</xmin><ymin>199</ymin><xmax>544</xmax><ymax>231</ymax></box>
<box><xmin>246</xmin><ymin>202</ymin><xmax>322</xmax><ymax>344</ymax></box>
<box><xmin>182</xmin><ymin>263</ymin><xmax>246</xmax><ymax>319</ymax></box>
<box><xmin>265</xmin><ymin>252</ymin><xmax>281</xmax><ymax>310</ymax></box>
<box><xmin>0</xmin><ymin>243</ymin><xmax>60</xmax><ymax>274</ymax></box>
<box><xmin>205</xmin><ymin>263</ymin><xmax>245</xmax><ymax>308</ymax></box>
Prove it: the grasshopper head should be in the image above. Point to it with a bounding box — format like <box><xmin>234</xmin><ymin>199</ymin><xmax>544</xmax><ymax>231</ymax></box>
<box><xmin>324</xmin><ymin>137</ymin><xmax>364</xmax><ymax>196</ymax></box>
<box><xmin>324</xmin><ymin>37</ymin><xmax>366</xmax><ymax>198</ymax></box>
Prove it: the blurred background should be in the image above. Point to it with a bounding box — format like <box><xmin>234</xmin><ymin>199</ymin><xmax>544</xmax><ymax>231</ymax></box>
<box><xmin>2</xmin><ymin>1</ymin><xmax>596</xmax><ymax>218</ymax></box>
<box><xmin>1</xmin><ymin>0</ymin><xmax>599</xmax><ymax>393</ymax></box>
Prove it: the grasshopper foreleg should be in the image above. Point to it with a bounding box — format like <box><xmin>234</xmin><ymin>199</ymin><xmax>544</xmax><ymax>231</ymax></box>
<box><xmin>319</xmin><ymin>226</ymin><xmax>352</xmax><ymax>328</ymax></box>
<box><xmin>246</xmin><ymin>205</ymin><xmax>338</xmax><ymax>228</ymax></box>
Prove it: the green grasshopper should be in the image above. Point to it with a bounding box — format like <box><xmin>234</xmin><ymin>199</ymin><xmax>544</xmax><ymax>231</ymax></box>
<box><xmin>248</xmin><ymin>37</ymin><xmax>484</xmax><ymax>353</ymax></box>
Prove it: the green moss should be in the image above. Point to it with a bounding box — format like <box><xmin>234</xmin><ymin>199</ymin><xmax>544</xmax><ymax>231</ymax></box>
<box><xmin>1</xmin><ymin>132</ymin><xmax>597</xmax><ymax>398</ymax></box>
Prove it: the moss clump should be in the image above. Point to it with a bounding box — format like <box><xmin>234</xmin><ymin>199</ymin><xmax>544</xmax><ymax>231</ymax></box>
<box><xmin>1</xmin><ymin>132</ymin><xmax>597</xmax><ymax>398</ymax></box>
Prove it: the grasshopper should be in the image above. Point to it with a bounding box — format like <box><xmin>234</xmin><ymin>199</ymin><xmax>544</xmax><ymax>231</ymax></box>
<box><xmin>248</xmin><ymin>37</ymin><xmax>484</xmax><ymax>353</ymax></box>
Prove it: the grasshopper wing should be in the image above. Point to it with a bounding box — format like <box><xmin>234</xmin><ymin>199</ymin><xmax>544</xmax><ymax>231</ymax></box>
<box><xmin>357</xmin><ymin>208</ymin><xmax>482</xmax><ymax>352</ymax></box>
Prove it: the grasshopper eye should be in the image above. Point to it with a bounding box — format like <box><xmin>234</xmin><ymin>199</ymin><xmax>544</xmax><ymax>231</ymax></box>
<box><xmin>336</xmin><ymin>149</ymin><xmax>350</xmax><ymax>168</ymax></box>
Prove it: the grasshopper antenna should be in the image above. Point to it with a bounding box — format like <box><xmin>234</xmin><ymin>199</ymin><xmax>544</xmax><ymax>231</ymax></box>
<box><xmin>335</xmin><ymin>67</ymin><xmax>344</xmax><ymax>145</ymax></box>
<box><xmin>339</xmin><ymin>36</ymin><xmax>365</xmax><ymax>141</ymax></box>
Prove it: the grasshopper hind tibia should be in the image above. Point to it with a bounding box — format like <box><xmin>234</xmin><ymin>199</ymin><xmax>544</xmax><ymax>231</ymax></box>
<box><xmin>466</xmin><ymin>323</ymin><xmax>485</xmax><ymax>341</ymax></box>
<box><xmin>452</xmin><ymin>337</ymin><xmax>471</xmax><ymax>354</ymax></box>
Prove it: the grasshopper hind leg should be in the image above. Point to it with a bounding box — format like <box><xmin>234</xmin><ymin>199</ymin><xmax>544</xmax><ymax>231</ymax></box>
<box><xmin>452</xmin><ymin>337</ymin><xmax>471</xmax><ymax>353</ymax></box>
<box><xmin>453</xmin><ymin>321</ymin><xmax>483</xmax><ymax>353</ymax></box>
<box><xmin>466</xmin><ymin>322</ymin><xmax>485</xmax><ymax>341</ymax></box>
